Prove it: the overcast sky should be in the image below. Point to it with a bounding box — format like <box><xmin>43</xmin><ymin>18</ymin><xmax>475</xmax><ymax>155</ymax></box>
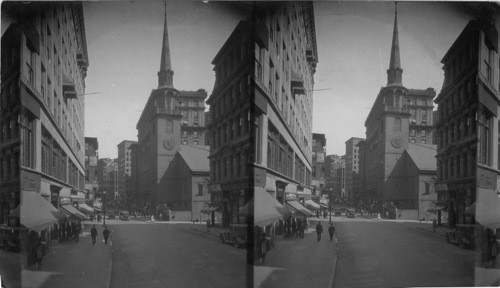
<box><xmin>83</xmin><ymin>1</ymin><xmax>246</xmax><ymax>158</ymax></box>
<box><xmin>83</xmin><ymin>1</ymin><xmax>472</xmax><ymax>158</ymax></box>
<box><xmin>312</xmin><ymin>1</ymin><xmax>470</xmax><ymax>155</ymax></box>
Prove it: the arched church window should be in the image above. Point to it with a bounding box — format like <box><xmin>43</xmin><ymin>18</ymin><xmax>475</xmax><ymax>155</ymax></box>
<box><xmin>166</xmin><ymin>120</ymin><xmax>173</xmax><ymax>133</ymax></box>
<box><xmin>394</xmin><ymin>118</ymin><xmax>401</xmax><ymax>132</ymax></box>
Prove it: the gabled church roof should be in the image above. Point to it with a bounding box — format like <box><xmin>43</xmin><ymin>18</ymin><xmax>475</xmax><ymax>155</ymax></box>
<box><xmin>405</xmin><ymin>143</ymin><xmax>437</xmax><ymax>172</ymax></box>
<box><xmin>178</xmin><ymin>145</ymin><xmax>210</xmax><ymax>173</ymax></box>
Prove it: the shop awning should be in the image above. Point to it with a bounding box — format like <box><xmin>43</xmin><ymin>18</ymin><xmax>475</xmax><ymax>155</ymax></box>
<box><xmin>239</xmin><ymin>189</ymin><xmax>284</xmax><ymax>227</ymax></box>
<box><xmin>434</xmin><ymin>203</ymin><xmax>448</xmax><ymax>211</ymax></box>
<box><xmin>286</xmin><ymin>200</ymin><xmax>313</xmax><ymax>217</ymax></box>
<box><xmin>476</xmin><ymin>189</ymin><xmax>500</xmax><ymax>229</ymax></box>
<box><xmin>304</xmin><ymin>200</ymin><xmax>321</xmax><ymax>211</ymax></box>
<box><xmin>10</xmin><ymin>191</ymin><xmax>65</xmax><ymax>231</ymax></box>
<box><xmin>61</xmin><ymin>204</ymin><xmax>87</xmax><ymax>220</ymax></box>
<box><xmin>78</xmin><ymin>203</ymin><xmax>94</xmax><ymax>214</ymax></box>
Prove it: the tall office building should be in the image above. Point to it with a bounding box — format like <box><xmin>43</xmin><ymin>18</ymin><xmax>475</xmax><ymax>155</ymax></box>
<box><xmin>84</xmin><ymin>137</ymin><xmax>98</xmax><ymax>204</ymax></box>
<box><xmin>1</xmin><ymin>2</ymin><xmax>88</xmax><ymax>229</ymax></box>
<box><xmin>117</xmin><ymin>140</ymin><xmax>136</xmax><ymax>210</ymax></box>
<box><xmin>345</xmin><ymin>137</ymin><xmax>364</xmax><ymax>205</ymax></box>
<box><xmin>311</xmin><ymin>133</ymin><xmax>326</xmax><ymax>202</ymax></box>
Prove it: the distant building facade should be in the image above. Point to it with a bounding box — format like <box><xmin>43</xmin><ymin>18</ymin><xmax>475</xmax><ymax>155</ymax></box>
<box><xmin>117</xmin><ymin>140</ymin><xmax>136</xmax><ymax>210</ymax></box>
<box><xmin>84</xmin><ymin>137</ymin><xmax>98</xmax><ymax>204</ymax></box>
<box><xmin>345</xmin><ymin>137</ymin><xmax>364</xmax><ymax>205</ymax></box>
<box><xmin>311</xmin><ymin>133</ymin><xmax>326</xmax><ymax>202</ymax></box>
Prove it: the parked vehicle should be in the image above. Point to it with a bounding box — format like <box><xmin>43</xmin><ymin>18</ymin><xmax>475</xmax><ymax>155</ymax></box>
<box><xmin>445</xmin><ymin>224</ymin><xmax>476</xmax><ymax>249</ymax></box>
<box><xmin>119</xmin><ymin>211</ymin><xmax>130</xmax><ymax>221</ymax></box>
<box><xmin>334</xmin><ymin>209</ymin><xmax>342</xmax><ymax>216</ymax></box>
<box><xmin>346</xmin><ymin>208</ymin><xmax>356</xmax><ymax>218</ymax></box>
<box><xmin>220</xmin><ymin>224</ymin><xmax>247</xmax><ymax>248</ymax></box>
<box><xmin>107</xmin><ymin>212</ymin><xmax>116</xmax><ymax>219</ymax></box>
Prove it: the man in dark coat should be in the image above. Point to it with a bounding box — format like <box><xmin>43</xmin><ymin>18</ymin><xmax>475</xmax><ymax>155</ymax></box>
<box><xmin>103</xmin><ymin>226</ymin><xmax>110</xmax><ymax>245</ymax></box>
<box><xmin>315</xmin><ymin>222</ymin><xmax>323</xmax><ymax>242</ymax></box>
<box><xmin>328</xmin><ymin>222</ymin><xmax>336</xmax><ymax>241</ymax></box>
<box><xmin>90</xmin><ymin>225</ymin><xmax>98</xmax><ymax>245</ymax></box>
<box><xmin>258</xmin><ymin>233</ymin><xmax>270</xmax><ymax>266</ymax></box>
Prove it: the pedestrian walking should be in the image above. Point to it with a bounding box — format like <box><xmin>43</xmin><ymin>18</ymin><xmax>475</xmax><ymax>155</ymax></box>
<box><xmin>297</xmin><ymin>219</ymin><xmax>304</xmax><ymax>239</ymax></box>
<box><xmin>90</xmin><ymin>225</ymin><xmax>98</xmax><ymax>245</ymax></box>
<box><xmin>328</xmin><ymin>222</ymin><xmax>335</xmax><ymax>242</ymax></box>
<box><xmin>35</xmin><ymin>240</ymin><xmax>44</xmax><ymax>270</ymax></box>
<box><xmin>432</xmin><ymin>218</ymin><xmax>438</xmax><ymax>233</ymax></box>
<box><xmin>258</xmin><ymin>232</ymin><xmax>270</xmax><ymax>266</ymax></box>
<box><xmin>315</xmin><ymin>222</ymin><xmax>323</xmax><ymax>242</ymax></box>
<box><xmin>103</xmin><ymin>226</ymin><xmax>110</xmax><ymax>245</ymax></box>
<box><xmin>206</xmin><ymin>219</ymin><xmax>211</xmax><ymax>233</ymax></box>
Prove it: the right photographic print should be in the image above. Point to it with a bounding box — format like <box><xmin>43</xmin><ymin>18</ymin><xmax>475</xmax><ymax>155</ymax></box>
<box><xmin>249</xmin><ymin>2</ymin><xmax>500</xmax><ymax>287</ymax></box>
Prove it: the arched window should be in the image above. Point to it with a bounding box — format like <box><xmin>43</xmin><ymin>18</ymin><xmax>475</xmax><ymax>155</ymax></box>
<box><xmin>166</xmin><ymin>120</ymin><xmax>173</xmax><ymax>134</ymax></box>
<box><xmin>394</xmin><ymin>118</ymin><xmax>401</xmax><ymax>132</ymax></box>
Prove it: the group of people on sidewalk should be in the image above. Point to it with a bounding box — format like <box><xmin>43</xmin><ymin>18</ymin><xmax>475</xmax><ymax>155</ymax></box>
<box><xmin>90</xmin><ymin>225</ymin><xmax>110</xmax><ymax>245</ymax></box>
<box><xmin>314</xmin><ymin>221</ymin><xmax>336</xmax><ymax>242</ymax></box>
<box><xmin>256</xmin><ymin>221</ymin><xmax>337</xmax><ymax>266</ymax></box>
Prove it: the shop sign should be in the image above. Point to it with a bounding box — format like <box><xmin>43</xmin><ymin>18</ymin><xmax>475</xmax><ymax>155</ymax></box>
<box><xmin>316</xmin><ymin>153</ymin><xmax>325</xmax><ymax>163</ymax></box>
<box><xmin>477</xmin><ymin>166</ymin><xmax>497</xmax><ymax>189</ymax></box>
<box><xmin>21</xmin><ymin>171</ymin><xmax>41</xmax><ymax>191</ymax></box>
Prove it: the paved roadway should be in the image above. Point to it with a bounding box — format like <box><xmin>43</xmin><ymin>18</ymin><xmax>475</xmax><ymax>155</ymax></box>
<box><xmin>332</xmin><ymin>216</ymin><xmax>475</xmax><ymax>288</ymax></box>
<box><xmin>108</xmin><ymin>222</ymin><xmax>247</xmax><ymax>288</ymax></box>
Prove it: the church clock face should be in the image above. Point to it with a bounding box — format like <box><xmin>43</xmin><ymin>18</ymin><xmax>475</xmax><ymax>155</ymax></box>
<box><xmin>391</xmin><ymin>136</ymin><xmax>403</xmax><ymax>149</ymax></box>
<box><xmin>163</xmin><ymin>137</ymin><xmax>175</xmax><ymax>150</ymax></box>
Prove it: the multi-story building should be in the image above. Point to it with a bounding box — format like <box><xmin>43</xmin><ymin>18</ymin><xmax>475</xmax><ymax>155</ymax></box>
<box><xmin>252</xmin><ymin>2</ymin><xmax>317</xmax><ymax>218</ymax></box>
<box><xmin>323</xmin><ymin>154</ymin><xmax>342</xmax><ymax>199</ymax></box>
<box><xmin>1</xmin><ymin>2</ymin><xmax>88</xmax><ymax>232</ymax></box>
<box><xmin>84</xmin><ymin>137</ymin><xmax>98</xmax><ymax>204</ymax></box>
<box><xmin>135</xmin><ymin>7</ymin><xmax>208</xmax><ymax>218</ymax></box>
<box><xmin>435</xmin><ymin>13</ymin><xmax>499</xmax><ymax>229</ymax></box>
<box><xmin>364</xmin><ymin>4</ymin><xmax>437</xmax><ymax>218</ymax></box>
<box><xmin>355</xmin><ymin>140</ymin><xmax>368</xmax><ymax>209</ymax></box>
<box><xmin>206</xmin><ymin>20</ymin><xmax>253</xmax><ymax>228</ymax></box>
<box><xmin>96</xmin><ymin>158</ymin><xmax>117</xmax><ymax>208</ymax></box>
<box><xmin>179</xmin><ymin>90</ymin><xmax>207</xmax><ymax>146</ymax></box>
<box><xmin>345</xmin><ymin>137</ymin><xmax>364</xmax><ymax>205</ymax></box>
<box><xmin>332</xmin><ymin>156</ymin><xmax>346</xmax><ymax>201</ymax></box>
<box><xmin>407</xmin><ymin>88</ymin><xmax>436</xmax><ymax>144</ymax></box>
<box><xmin>128</xmin><ymin>142</ymin><xmax>139</xmax><ymax>212</ymax></box>
<box><xmin>117</xmin><ymin>140</ymin><xmax>136</xmax><ymax>210</ymax></box>
<box><xmin>311</xmin><ymin>133</ymin><xmax>326</xmax><ymax>202</ymax></box>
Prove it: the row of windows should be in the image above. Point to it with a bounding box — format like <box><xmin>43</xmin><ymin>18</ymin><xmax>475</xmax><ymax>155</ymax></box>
<box><xmin>444</xmin><ymin>40</ymin><xmax>475</xmax><ymax>86</ymax></box>
<box><xmin>211</xmin><ymin>75</ymin><xmax>250</xmax><ymax>121</ymax></box>
<box><xmin>181</xmin><ymin>131</ymin><xmax>199</xmax><ymax>138</ymax></box>
<box><xmin>437</xmin><ymin>150</ymin><xmax>475</xmax><ymax>181</ymax></box>
<box><xmin>211</xmin><ymin>150</ymin><xmax>250</xmax><ymax>181</ymax></box>
<box><xmin>439</xmin><ymin>78</ymin><xmax>475</xmax><ymax>122</ymax></box>
<box><xmin>211</xmin><ymin>109</ymin><xmax>250</xmax><ymax>150</ymax></box>
<box><xmin>181</xmin><ymin>140</ymin><xmax>199</xmax><ymax>145</ymax></box>
<box><xmin>436</xmin><ymin>110</ymin><xmax>476</xmax><ymax>150</ymax></box>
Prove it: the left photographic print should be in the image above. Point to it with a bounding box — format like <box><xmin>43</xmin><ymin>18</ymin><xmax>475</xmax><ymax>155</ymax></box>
<box><xmin>0</xmin><ymin>1</ymin><xmax>250</xmax><ymax>288</ymax></box>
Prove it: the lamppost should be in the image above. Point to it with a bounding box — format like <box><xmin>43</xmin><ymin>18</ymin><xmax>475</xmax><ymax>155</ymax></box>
<box><xmin>103</xmin><ymin>191</ymin><xmax>106</xmax><ymax>227</ymax></box>
<box><xmin>329</xmin><ymin>188</ymin><xmax>333</xmax><ymax>223</ymax></box>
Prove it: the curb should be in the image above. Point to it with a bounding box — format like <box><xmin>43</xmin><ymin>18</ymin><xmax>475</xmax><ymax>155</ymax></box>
<box><xmin>327</xmin><ymin>235</ymin><xmax>339</xmax><ymax>288</ymax></box>
<box><xmin>107</xmin><ymin>243</ymin><xmax>113</xmax><ymax>288</ymax></box>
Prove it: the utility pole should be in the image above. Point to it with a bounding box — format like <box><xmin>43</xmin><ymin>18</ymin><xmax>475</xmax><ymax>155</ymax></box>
<box><xmin>103</xmin><ymin>191</ymin><xmax>107</xmax><ymax>227</ymax></box>
<box><xmin>329</xmin><ymin>188</ymin><xmax>332</xmax><ymax>223</ymax></box>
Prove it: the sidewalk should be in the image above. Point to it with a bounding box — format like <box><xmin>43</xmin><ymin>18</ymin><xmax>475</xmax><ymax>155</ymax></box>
<box><xmin>255</xmin><ymin>219</ymin><xmax>338</xmax><ymax>288</ymax></box>
<box><xmin>359</xmin><ymin>214</ymin><xmax>450</xmax><ymax>238</ymax></box>
<box><xmin>20</xmin><ymin>223</ymin><xmax>112</xmax><ymax>288</ymax></box>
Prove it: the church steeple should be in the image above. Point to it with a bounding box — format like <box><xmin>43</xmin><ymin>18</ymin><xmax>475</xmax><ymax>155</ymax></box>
<box><xmin>387</xmin><ymin>2</ymin><xmax>403</xmax><ymax>86</ymax></box>
<box><xmin>158</xmin><ymin>1</ymin><xmax>174</xmax><ymax>88</ymax></box>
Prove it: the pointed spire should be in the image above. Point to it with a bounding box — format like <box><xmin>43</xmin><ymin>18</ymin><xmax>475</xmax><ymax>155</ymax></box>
<box><xmin>158</xmin><ymin>1</ymin><xmax>174</xmax><ymax>88</ymax></box>
<box><xmin>387</xmin><ymin>2</ymin><xmax>403</xmax><ymax>86</ymax></box>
